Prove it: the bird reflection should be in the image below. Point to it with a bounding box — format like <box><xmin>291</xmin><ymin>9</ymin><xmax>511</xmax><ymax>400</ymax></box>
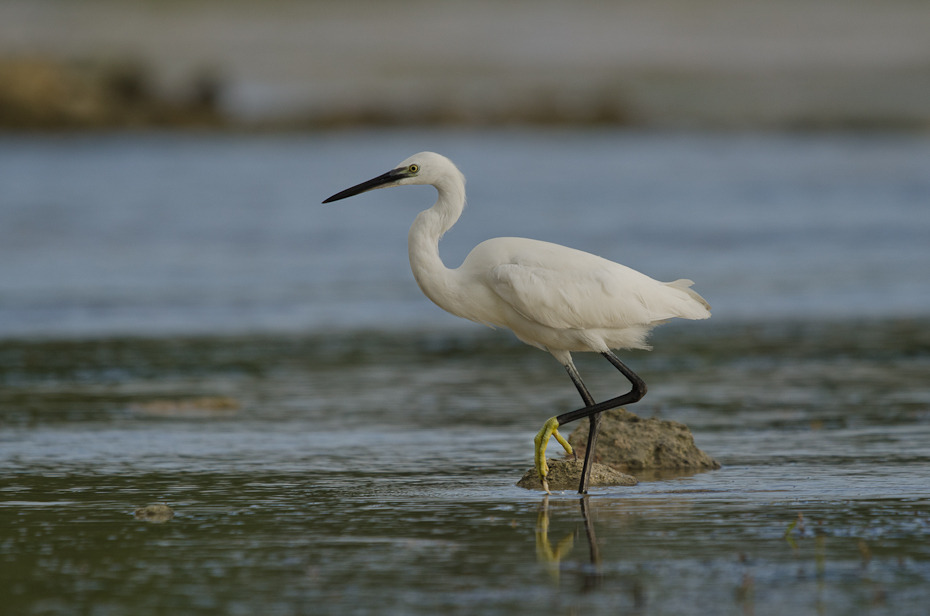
<box><xmin>535</xmin><ymin>495</ymin><xmax>602</xmax><ymax>590</ymax></box>
<box><xmin>535</xmin><ymin>495</ymin><xmax>576</xmax><ymax>582</ymax></box>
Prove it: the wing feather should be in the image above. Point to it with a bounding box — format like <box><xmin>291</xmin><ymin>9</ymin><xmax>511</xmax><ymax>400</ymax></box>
<box><xmin>479</xmin><ymin>239</ymin><xmax>709</xmax><ymax>331</ymax></box>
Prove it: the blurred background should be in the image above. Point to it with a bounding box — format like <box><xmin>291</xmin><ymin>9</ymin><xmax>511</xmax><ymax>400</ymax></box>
<box><xmin>2</xmin><ymin>0</ymin><xmax>930</xmax><ymax>130</ymax></box>
<box><xmin>2</xmin><ymin>2</ymin><xmax>930</xmax><ymax>615</ymax></box>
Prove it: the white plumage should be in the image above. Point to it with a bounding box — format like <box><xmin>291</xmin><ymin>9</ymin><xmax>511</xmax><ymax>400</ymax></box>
<box><xmin>324</xmin><ymin>151</ymin><xmax>710</xmax><ymax>493</ymax></box>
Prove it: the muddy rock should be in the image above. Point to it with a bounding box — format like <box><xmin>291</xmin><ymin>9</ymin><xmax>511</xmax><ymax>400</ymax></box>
<box><xmin>516</xmin><ymin>458</ymin><xmax>637</xmax><ymax>491</ymax></box>
<box><xmin>134</xmin><ymin>503</ymin><xmax>175</xmax><ymax>523</ymax></box>
<box><xmin>568</xmin><ymin>408</ymin><xmax>720</xmax><ymax>472</ymax></box>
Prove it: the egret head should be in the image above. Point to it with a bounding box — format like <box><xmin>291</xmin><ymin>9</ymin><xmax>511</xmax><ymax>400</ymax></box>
<box><xmin>322</xmin><ymin>152</ymin><xmax>463</xmax><ymax>203</ymax></box>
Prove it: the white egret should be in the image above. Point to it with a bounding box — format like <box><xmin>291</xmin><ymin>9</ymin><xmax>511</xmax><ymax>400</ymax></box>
<box><xmin>323</xmin><ymin>152</ymin><xmax>710</xmax><ymax>493</ymax></box>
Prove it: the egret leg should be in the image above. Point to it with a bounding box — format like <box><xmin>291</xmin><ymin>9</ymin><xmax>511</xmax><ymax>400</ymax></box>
<box><xmin>534</xmin><ymin>352</ymin><xmax>646</xmax><ymax>493</ymax></box>
<box><xmin>557</xmin><ymin>351</ymin><xmax>647</xmax><ymax>494</ymax></box>
<box><xmin>563</xmin><ymin>362</ymin><xmax>601</xmax><ymax>495</ymax></box>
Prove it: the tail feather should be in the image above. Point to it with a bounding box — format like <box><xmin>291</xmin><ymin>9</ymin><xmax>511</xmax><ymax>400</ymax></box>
<box><xmin>665</xmin><ymin>279</ymin><xmax>711</xmax><ymax>319</ymax></box>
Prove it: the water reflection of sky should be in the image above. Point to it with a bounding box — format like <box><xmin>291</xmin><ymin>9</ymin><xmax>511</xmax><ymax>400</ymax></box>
<box><xmin>1</xmin><ymin>130</ymin><xmax>928</xmax><ymax>338</ymax></box>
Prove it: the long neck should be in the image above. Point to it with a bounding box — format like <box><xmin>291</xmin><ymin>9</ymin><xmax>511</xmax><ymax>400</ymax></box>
<box><xmin>407</xmin><ymin>176</ymin><xmax>466</xmax><ymax>314</ymax></box>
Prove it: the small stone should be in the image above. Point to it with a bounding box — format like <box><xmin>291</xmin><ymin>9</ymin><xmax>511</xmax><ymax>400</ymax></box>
<box><xmin>134</xmin><ymin>503</ymin><xmax>175</xmax><ymax>523</ymax></box>
<box><xmin>517</xmin><ymin>458</ymin><xmax>637</xmax><ymax>491</ymax></box>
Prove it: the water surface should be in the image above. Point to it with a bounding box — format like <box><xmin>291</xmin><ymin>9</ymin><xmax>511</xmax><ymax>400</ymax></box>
<box><xmin>2</xmin><ymin>130</ymin><xmax>928</xmax><ymax>337</ymax></box>
<box><xmin>1</xmin><ymin>130</ymin><xmax>929</xmax><ymax>615</ymax></box>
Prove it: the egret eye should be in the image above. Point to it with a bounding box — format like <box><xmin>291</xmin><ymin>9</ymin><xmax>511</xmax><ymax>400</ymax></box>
<box><xmin>408</xmin><ymin>164</ymin><xmax>419</xmax><ymax>174</ymax></box>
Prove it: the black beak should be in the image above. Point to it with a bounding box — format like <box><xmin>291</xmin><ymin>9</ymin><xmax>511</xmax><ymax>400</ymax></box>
<box><xmin>322</xmin><ymin>168</ymin><xmax>405</xmax><ymax>203</ymax></box>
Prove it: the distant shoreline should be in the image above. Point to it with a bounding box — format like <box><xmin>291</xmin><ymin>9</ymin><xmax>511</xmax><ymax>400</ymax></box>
<box><xmin>2</xmin><ymin>0</ymin><xmax>929</xmax><ymax>132</ymax></box>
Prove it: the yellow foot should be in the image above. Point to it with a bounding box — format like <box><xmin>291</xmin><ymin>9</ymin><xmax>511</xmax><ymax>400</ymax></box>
<box><xmin>533</xmin><ymin>416</ymin><xmax>574</xmax><ymax>493</ymax></box>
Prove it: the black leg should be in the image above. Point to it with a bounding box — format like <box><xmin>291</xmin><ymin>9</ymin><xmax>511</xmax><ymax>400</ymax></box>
<box><xmin>558</xmin><ymin>351</ymin><xmax>647</xmax><ymax>493</ymax></box>
<box><xmin>564</xmin><ymin>363</ymin><xmax>601</xmax><ymax>494</ymax></box>
<box><xmin>580</xmin><ymin>412</ymin><xmax>604</xmax><ymax>494</ymax></box>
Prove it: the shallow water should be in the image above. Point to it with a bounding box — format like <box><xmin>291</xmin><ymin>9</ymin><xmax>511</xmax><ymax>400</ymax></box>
<box><xmin>1</xmin><ymin>131</ymin><xmax>929</xmax><ymax>614</ymax></box>
<box><xmin>2</xmin><ymin>320</ymin><xmax>929</xmax><ymax>615</ymax></box>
